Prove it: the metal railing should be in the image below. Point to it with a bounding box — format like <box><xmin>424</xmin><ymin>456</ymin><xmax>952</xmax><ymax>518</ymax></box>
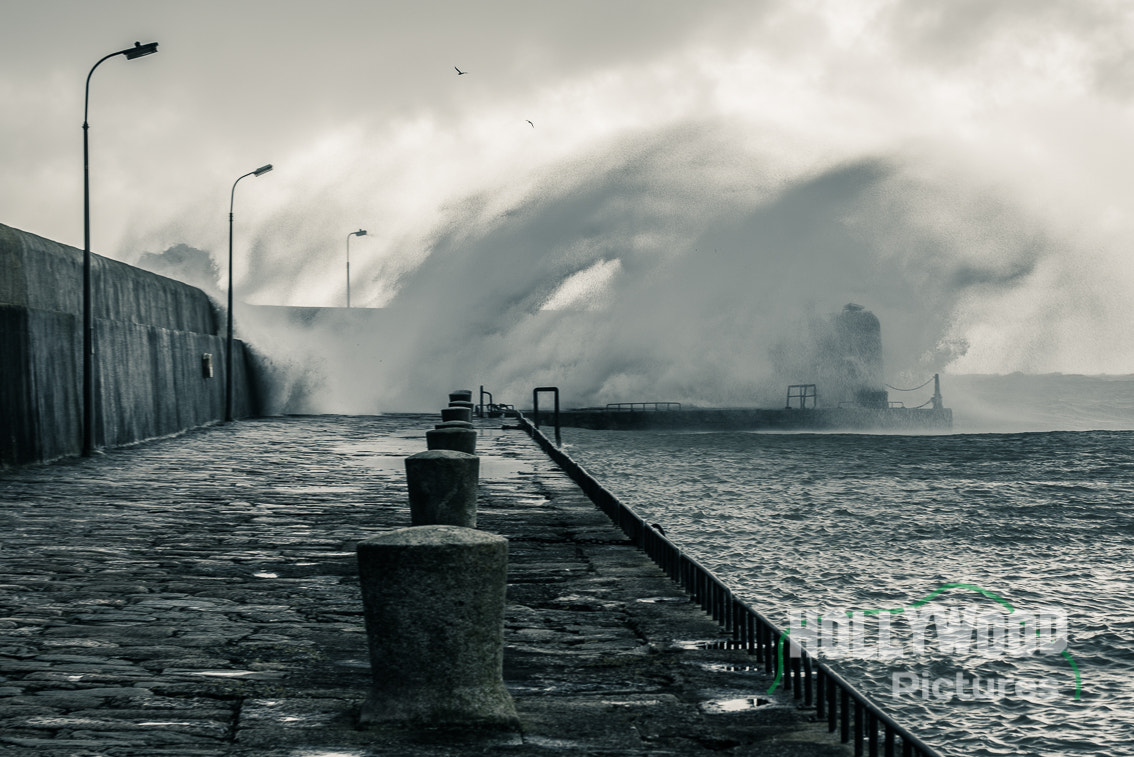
<box><xmin>884</xmin><ymin>374</ymin><xmax>944</xmax><ymax>411</ymax></box>
<box><xmin>605</xmin><ymin>402</ymin><xmax>683</xmax><ymax>412</ymax></box>
<box><xmin>515</xmin><ymin>411</ymin><xmax>943</xmax><ymax>757</ymax></box>
<box><xmin>479</xmin><ymin>386</ymin><xmax>495</xmax><ymax>418</ymax></box>
<box><xmin>478</xmin><ymin>385</ymin><xmax>515</xmax><ymax>418</ymax></box>
<box><xmin>786</xmin><ymin>384</ymin><xmax>818</xmax><ymax>409</ymax></box>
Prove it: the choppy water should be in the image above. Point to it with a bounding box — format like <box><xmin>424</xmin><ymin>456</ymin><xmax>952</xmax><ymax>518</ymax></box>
<box><xmin>558</xmin><ymin>380</ymin><xmax>1134</xmax><ymax>756</ymax></box>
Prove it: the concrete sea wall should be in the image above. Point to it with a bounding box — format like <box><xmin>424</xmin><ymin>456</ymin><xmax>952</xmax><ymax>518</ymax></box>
<box><xmin>0</xmin><ymin>223</ymin><xmax>260</xmax><ymax>467</ymax></box>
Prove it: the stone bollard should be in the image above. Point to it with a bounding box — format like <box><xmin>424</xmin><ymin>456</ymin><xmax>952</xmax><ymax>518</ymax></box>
<box><xmin>427</xmin><ymin>426</ymin><xmax>477</xmax><ymax>455</ymax></box>
<box><xmin>405</xmin><ymin>449</ymin><xmax>479</xmax><ymax>527</ymax></box>
<box><xmin>441</xmin><ymin>406</ymin><xmax>473</xmax><ymax>423</ymax></box>
<box><xmin>356</xmin><ymin>525</ymin><xmax>518</xmax><ymax>729</ymax></box>
<box><xmin>449</xmin><ymin>389</ymin><xmax>473</xmax><ymax>403</ymax></box>
<box><xmin>435</xmin><ymin>420</ymin><xmax>474</xmax><ymax>430</ymax></box>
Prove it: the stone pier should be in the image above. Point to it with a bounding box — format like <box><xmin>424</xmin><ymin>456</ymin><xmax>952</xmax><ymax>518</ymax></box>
<box><xmin>0</xmin><ymin>414</ymin><xmax>851</xmax><ymax>756</ymax></box>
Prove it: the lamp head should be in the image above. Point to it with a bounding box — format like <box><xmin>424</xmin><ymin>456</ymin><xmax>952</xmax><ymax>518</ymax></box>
<box><xmin>355</xmin><ymin>229</ymin><xmax>367</xmax><ymax>237</ymax></box>
<box><xmin>124</xmin><ymin>41</ymin><xmax>159</xmax><ymax>60</ymax></box>
<box><xmin>253</xmin><ymin>164</ymin><xmax>273</xmax><ymax>177</ymax></box>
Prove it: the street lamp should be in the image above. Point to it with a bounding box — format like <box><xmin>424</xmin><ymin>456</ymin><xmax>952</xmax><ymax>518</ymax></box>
<box><xmin>226</xmin><ymin>163</ymin><xmax>273</xmax><ymax>423</ymax></box>
<box><xmin>346</xmin><ymin>229</ymin><xmax>366</xmax><ymax>308</ymax></box>
<box><xmin>82</xmin><ymin>40</ymin><xmax>160</xmax><ymax>456</ymax></box>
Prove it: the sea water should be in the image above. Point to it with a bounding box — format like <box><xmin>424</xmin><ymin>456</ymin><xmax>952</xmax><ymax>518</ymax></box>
<box><xmin>557</xmin><ymin>376</ymin><xmax>1134</xmax><ymax>757</ymax></box>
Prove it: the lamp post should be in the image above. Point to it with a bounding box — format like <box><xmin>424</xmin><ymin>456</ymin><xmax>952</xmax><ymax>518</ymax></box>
<box><xmin>82</xmin><ymin>40</ymin><xmax>159</xmax><ymax>456</ymax></box>
<box><xmin>226</xmin><ymin>164</ymin><xmax>273</xmax><ymax>423</ymax></box>
<box><xmin>346</xmin><ymin>229</ymin><xmax>366</xmax><ymax>307</ymax></box>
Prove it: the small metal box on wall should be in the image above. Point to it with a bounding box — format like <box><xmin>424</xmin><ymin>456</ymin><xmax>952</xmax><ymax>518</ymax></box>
<box><xmin>201</xmin><ymin>353</ymin><xmax>214</xmax><ymax>379</ymax></box>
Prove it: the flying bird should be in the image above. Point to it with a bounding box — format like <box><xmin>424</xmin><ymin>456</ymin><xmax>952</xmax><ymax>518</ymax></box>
<box><xmin>454</xmin><ymin>66</ymin><xmax>468</xmax><ymax>75</ymax></box>
<box><xmin>526</xmin><ymin>120</ymin><xmax>534</xmax><ymax>128</ymax></box>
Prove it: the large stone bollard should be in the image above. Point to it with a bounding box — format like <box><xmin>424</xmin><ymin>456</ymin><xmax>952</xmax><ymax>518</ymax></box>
<box><xmin>405</xmin><ymin>449</ymin><xmax>479</xmax><ymax>527</ymax></box>
<box><xmin>441</xmin><ymin>406</ymin><xmax>473</xmax><ymax>423</ymax></box>
<box><xmin>449</xmin><ymin>389</ymin><xmax>473</xmax><ymax>403</ymax></box>
<box><xmin>356</xmin><ymin>525</ymin><xmax>518</xmax><ymax>729</ymax></box>
<box><xmin>435</xmin><ymin>420</ymin><xmax>474</xmax><ymax>430</ymax></box>
<box><xmin>426</xmin><ymin>426</ymin><xmax>477</xmax><ymax>455</ymax></box>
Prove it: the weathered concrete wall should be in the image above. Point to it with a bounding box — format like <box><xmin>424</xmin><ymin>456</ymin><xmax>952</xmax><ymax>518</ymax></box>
<box><xmin>1</xmin><ymin>223</ymin><xmax>260</xmax><ymax>467</ymax></box>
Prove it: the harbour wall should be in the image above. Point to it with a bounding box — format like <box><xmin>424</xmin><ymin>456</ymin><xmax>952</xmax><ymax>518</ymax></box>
<box><xmin>0</xmin><ymin>223</ymin><xmax>261</xmax><ymax>467</ymax></box>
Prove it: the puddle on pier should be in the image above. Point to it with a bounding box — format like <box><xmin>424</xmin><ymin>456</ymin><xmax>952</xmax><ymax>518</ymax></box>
<box><xmin>271</xmin><ymin>485</ymin><xmax>363</xmax><ymax>495</ymax></box>
<box><xmin>182</xmin><ymin>669</ymin><xmax>284</xmax><ymax>679</ymax></box>
<box><xmin>522</xmin><ymin>736</ymin><xmax>587</xmax><ymax>749</ymax></box>
<box><xmin>673</xmin><ymin>638</ymin><xmax>747</xmax><ymax>650</ymax></box>
<box><xmin>332</xmin><ymin>436</ymin><xmax>421</xmax><ymax>459</ymax></box>
<box><xmin>698</xmin><ymin>662</ymin><xmax>763</xmax><ymax>673</ymax></box>
<box><xmin>345</xmin><ymin>451</ymin><xmax>536</xmax><ymax>480</ymax></box>
<box><xmin>700</xmin><ymin>696</ymin><xmax>773</xmax><ymax>713</ymax></box>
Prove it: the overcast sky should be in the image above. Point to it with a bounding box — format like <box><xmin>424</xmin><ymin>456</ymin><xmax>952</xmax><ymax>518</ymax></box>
<box><xmin>5</xmin><ymin>0</ymin><xmax>1134</xmax><ymax>395</ymax></box>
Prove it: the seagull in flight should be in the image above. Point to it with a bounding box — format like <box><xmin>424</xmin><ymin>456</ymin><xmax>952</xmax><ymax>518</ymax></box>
<box><xmin>455</xmin><ymin>66</ymin><xmax>468</xmax><ymax>75</ymax></box>
<box><xmin>526</xmin><ymin>120</ymin><xmax>534</xmax><ymax>128</ymax></box>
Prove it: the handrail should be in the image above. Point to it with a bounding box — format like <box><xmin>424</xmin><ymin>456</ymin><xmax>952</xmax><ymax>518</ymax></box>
<box><xmin>884</xmin><ymin>377</ymin><xmax>935</xmax><ymax>393</ymax></box>
<box><xmin>513</xmin><ymin>411</ymin><xmax>943</xmax><ymax>757</ymax></box>
<box><xmin>605</xmin><ymin>402</ymin><xmax>682</xmax><ymax>412</ymax></box>
<box><xmin>532</xmin><ymin>387</ymin><xmax>561</xmax><ymax>447</ymax></box>
<box><xmin>885</xmin><ymin>374</ymin><xmax>944</xmax><ymax>412</ymax></box>
<box><xmin>786</xmin><ymin>384</ymin><xmax>818</xmax><ymax>410</ymax></box>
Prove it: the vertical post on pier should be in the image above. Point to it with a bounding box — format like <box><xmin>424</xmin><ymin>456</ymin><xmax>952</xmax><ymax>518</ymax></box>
<box><xmin>932</xmin><ymin>374</ymin><xmax>942</xmax><ymax>411</ymax></box>
<box><xmin>478</xmin><ymin>386</ymin><xmax>496</xmax><ymax>418</ymax></box>
<box><xmin>533</xmin><ymin>386</ymin><xmax>561</xmax><ymax>446</ymax></box>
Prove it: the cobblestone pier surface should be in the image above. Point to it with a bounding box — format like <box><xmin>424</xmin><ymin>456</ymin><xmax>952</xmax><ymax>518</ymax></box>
<box><xmin>0</xmin><ymin>414</ymin><xmax>850</xmax><ymax>756</ymax></box>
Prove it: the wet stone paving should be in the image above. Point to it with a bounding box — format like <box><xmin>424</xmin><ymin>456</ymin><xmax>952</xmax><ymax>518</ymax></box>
<box><xmin>0</xmin><ymin>414</ymin><xmax>849</xmax><ymax>756</ymax></box>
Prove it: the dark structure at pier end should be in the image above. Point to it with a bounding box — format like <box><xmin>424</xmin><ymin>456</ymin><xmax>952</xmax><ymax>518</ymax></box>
<box><xmin>535</xmin><ymin>303</ymin><xmax>952</xmax><ymax>432</ymax></box>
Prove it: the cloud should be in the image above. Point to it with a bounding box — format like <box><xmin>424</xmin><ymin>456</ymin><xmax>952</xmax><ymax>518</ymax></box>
<box><xmin>6</xmin><ymin>0</ymin><xmax>1134</xmax><ymax>397</ymax></box>
<box><xmin>236</xmin><ymin>122</ymin><xmax>1091</xmax><ymax>411</ymax></box>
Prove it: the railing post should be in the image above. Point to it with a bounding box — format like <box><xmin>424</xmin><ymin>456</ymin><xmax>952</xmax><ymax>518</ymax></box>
<box><xmin>803</xmin><ymin>655</ymin><xmax>813</xmax><ymax>706</ymax></box>
<box><xmin>816</xmin><ymin>667</ymin><xmax>826</xmax><ymax>719</ymax></box>
<box><xmin>855</xmin><ymin>699</ymin><xmax>864</xmax><ymax>755</ymax></box>
<box><xmin>828</xmin><ymin>673</ymin><xmax>837</xmax><ymax>733</ymax></box>
<box><xmin>841</xmin><ymin>689</ymin><xmax>850</xmax><ymax>743</ymax></box>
